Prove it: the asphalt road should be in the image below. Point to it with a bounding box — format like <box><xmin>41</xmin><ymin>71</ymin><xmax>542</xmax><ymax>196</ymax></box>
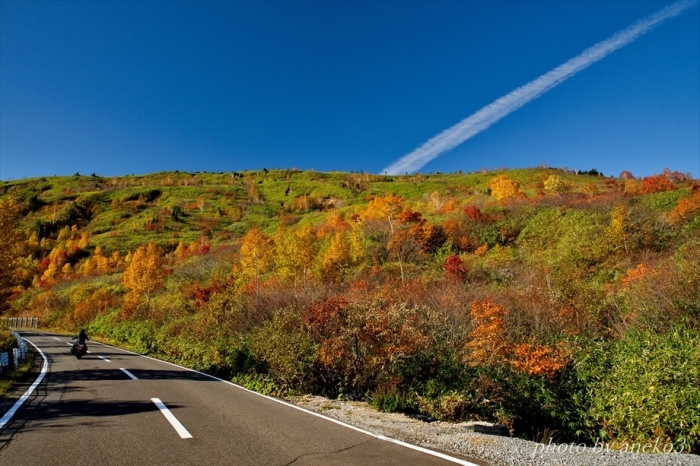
<box><xmin>0</xmin><ymin>333</ymin><xmax>485</xmax><ymax>466</ymax></box>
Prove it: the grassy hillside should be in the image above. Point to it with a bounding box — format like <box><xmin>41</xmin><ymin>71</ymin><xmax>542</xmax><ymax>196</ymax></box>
<box><xmin>1</xmin><ymin>168</ymin><xmax>611</xmax><ymax>245</ymax></box>
<box><xmin>2</xmin><ymin>167</ymin><xmax>699</xmax><ymax>451</ymax></box>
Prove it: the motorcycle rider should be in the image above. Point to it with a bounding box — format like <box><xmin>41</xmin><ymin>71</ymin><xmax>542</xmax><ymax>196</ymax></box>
<box><xmin>71</xmin><ymin>329</ymin><xmax>89</xmax><ymax>354</ymax></box>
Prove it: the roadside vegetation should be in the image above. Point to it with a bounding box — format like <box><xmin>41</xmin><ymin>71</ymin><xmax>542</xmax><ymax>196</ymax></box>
<box><xmin>0</xmin><ymin>327</ymin><xmax>32</xmax><ymax>396</ymax></box>
<box><xmin>1</xmin><ymin>167</ymin><xmax>699</xmax><ymax>452</ymax></box>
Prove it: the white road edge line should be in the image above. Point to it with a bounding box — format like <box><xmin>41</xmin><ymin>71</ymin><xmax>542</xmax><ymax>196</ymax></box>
<box><xmin>90</xmin><ymin>341</ymin><xmax>479</xmax><ymax>465</ymax></box>
<box><xmin>151</xmin><ymin>398</ymin><xmax>193</xmax><ymax>439</ymax></box>
<box><xmin>119</xmin><ymin>368</ymin><xmax>138</xmax><ymax>380</ymax></box>
<box><xmin>0</xmin><ymin>339</ymin><xmax>49</xmax><ymax>430</ymax></box>
<box><xmin>98</xmin><ymin>356</ymin><xmax>111</xmax><ymax>362</ymax></box>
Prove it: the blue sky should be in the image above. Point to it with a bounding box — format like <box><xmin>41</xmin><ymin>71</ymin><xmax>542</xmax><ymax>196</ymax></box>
<box><xmin>1</xmin><ymin>0</ymin><xmax>698</xmax><ymax>180</ymax></box>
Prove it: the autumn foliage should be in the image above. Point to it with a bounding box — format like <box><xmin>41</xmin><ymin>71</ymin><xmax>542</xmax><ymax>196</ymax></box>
<box><xmin>0</xmin><ymin>198</ymin><xmax>27</xmax><ymax>307</ymax></box>
<box><xmin>4</xmin><ymin>166</ymin><xmax>699</xmax><ymax>451</ymax></box>
<box><xmin>640</xmin><ymin>174</ymin><xmax>675</xmax><ymax>194</ymax></box>
<box><xmin>488</xmin><ymin>175</ymin><xmax>520</xmax><ymax>201</ymax></box>
<box><xmin>668</xmin><ymin>185</ymin><xmax>700</xmax><ymax>225</ymax></box>
<box><xmin>444</xmin><ymin>254</ymin><xmax>467</xmax><ymax>282</ymax></box>
<box><xmin>510</xmin><ymin>343</ymin><xmax>567</xmax><ymax>378</ymax></box>
<box><xmin>239</xmin><ymin>228</ymin><xmax>274</xmax><ymax>283</ymax></box>
<box><xmin>466</xmin><ymin>300</ymin><xmax>508</xmax><ymax>365</ymax></box>
<box><xmin>122</xmin><ymin>243</ymin><xmax>168</xmax><ymax>317</ymax></box>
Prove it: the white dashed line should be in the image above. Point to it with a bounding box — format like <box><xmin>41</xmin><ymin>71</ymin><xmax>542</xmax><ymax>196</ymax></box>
<box><xmin>53</xmin><ymin>337</ymin><xmax>61</xmax><ymax>341</ymax></box>
<box><xmin>151</xmin><ymin>398</ymin><xmax>192</xmax><ymax>439</ymax></box>
<box><xmin>120</xmin><ymin>368</ymin><xmax>138</xmax><ymax>380</ymax></box>
<box><xmin>85</xmin><ymin>340</ymin><xmax>477</xmax><ymax>464</ymax></box>
<box><xmin>98</xmin><ymin>356</ymin><xmax>111</xmax><ymax>362</ymax></box>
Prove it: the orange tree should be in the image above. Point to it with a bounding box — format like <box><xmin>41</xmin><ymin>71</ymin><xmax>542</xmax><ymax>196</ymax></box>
<box><xmin>668</xmin><ymin>186</ymin><xmax>700</xmax><ymax>225</ymax></box>
<box><xmin>640</xmin><ymin>174</ymin><xmax>675</xmax><ymax>194</ymax></box>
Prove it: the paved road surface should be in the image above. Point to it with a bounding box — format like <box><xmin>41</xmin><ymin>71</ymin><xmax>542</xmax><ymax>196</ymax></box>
<box><xmin>0</xmin><ymin>333</ymin><xmax>485</xmax><ymax>466</ymax></box>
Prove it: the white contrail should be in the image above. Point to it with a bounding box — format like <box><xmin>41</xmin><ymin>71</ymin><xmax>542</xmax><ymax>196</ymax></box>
<box><xmin>382</xmin><ymin>0</ymin><xmax>699</xmax><ymax>175</ymax></box>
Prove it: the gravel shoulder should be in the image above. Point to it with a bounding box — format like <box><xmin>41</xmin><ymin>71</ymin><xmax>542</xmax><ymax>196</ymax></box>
<box><xmin>286</xmin><ymin>395</ymin><xmax>700</xmax><ymax>466</ymax></box>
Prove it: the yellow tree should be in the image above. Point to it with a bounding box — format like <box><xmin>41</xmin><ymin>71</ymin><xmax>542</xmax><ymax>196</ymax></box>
<box><xmin>0</xmin><ymin>198</ymin><xmax>27</xmax><ymax>307</ymax></box>
<box><xmin>27</xmin><ymin>232</ymin><xmax>41</xmax><ymax>253</ymax></box>
<box><xmin>57</xmin><ymin>226</ymin><xmax>71</xmax><ymax>242</ymax></box>
<box><xmin>275</xmin><ymin>224</ymin><xmax>318</xmax><ymax>283</ymax></box>
<box><xmin>41</xmin><ymin>261</ymin><xmax>59</xmax><ymax>283</ymax></box>
<box><xmin>122</xmin><ymin>243</ymin><xmax>168</xmax><ymax>302</ymax></box>
<box><xmin>80</xmin><ymin>257</ymin><xmax>96</xmax><ymax>277</ymax></box>
<box><xmin>488</xmin><ymin>175</ymin><xmax>520</xmax><ymax>201</ymax></box>
<box><xmin>363</xmin><ymin>193</ymin><xmax>404</xmax><ymax>234</ymax></box>
<box><xmin>543</xmin><ymin>175</ymin><xmax>570</xmax><ymax>195</ymax></box>
<box><xmin>320</xmin><ymin>232</ymin><xmax>352</xmax><ymax>281</ymax></box>
<box><xmin>14</xmin><ymin>255</ymin><xmax>38</xmax><ymax>284</ymax></box>
<box><xmin>239</xmin><ymin>228</ymin><xmax>274</xmax><ymax>284</ymax></box>
<box><xmin>109</xmin><ymin>251</ymin><xmax>125</xmax><ymax>269</ymax></box>
<box><xmin>174</xmin><ymin>241</ymin><xmax>189</xmax><ymax>261</ymax></box>
<box><xmin>78</xmin><ymin>232</ymin><xmax>90</xmax><ymax>249</ymax></box>
<box><xmin>48</xmin><ymin>246</ymin><xmax>68</xmax><ymax>268</ymax></box>
<box><xmin>349</xmin><ymin>220</ymin><xmax>367</xmax><ymax>266</ymax></box>
<box><xmin>623</xmin><ymin>180</ymin><xmax>640</xmax><ymax>195</ymax></box>
<box><xmin>605</xmin><ymin>204</ymin><xmax>632</xmax><ymax>255</ymax></box>
<box><xmin>93</xmin><ymin>246</ymin><xmax>110</xmax><ymax>274</ymax></box>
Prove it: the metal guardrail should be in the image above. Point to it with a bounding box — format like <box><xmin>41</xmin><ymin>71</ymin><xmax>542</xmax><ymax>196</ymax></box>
<box><xmin>0</xmin><ymin>331</ymin><xmax>30</xmax><ymax>375</ymax></box>
<box><xmin>2</xmin><ymin>317</ymin><xmax>39</xmax><ymax>329</ymax></box>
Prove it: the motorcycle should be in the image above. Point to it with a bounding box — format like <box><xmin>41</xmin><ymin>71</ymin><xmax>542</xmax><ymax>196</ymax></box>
<box><xmin>70</xmin><ymin>341</ymin><xmax>87</xmax><ymax>359</ymax></box>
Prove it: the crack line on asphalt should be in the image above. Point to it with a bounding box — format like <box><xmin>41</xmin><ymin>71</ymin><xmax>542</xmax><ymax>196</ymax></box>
<box><xmin>284</xmin><ymin>438</ymin><xmax>372</xmax><ymax>466</ymax></box>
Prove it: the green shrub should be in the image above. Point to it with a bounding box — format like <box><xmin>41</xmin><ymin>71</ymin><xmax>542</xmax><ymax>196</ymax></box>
<box><xmin>0</xmin><ymin>328</ymin><xmax>17</xmax><ymax>352</ymax></box>
<box><xmin>248</xmin><ymin>310</ymin><xmax>318</xmax><ymax>392</ymax></box>
<box><xmin>637</xmin><ymin>188</ymin><xmax>689</xmax><ymax>212</ymax></box>
<box><xmin>416</xmin><ymin>391</ymin><xmax>473</xmax><ymax>422</ymax></box>
<box><xmin>371</xmin><ymin>389</ymin><xmax>411</xmax><ymax>413</ymax></box>
<box><xmin>88</xmin><ymin>311</ymin><xmax>157</xmax><ymax>354</ymax></box>
<box><xmin>589</xmin><ymin>327</ymin><xmax>700</xmax><ymax>453</ymax></box>
<box><xmin>231</xmin><ymin>373</ymin><xmax>288</xmax><ymax>397</ymax></box>
<box><xmin>409</xmin><ymin>360</ymin><xmax>590</xmax><ymax>440</ymax></box>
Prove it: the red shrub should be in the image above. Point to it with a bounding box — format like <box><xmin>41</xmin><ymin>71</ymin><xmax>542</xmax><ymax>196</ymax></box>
<box><xmin>444</xmin><ymin>255</ymin><xmax>468</xmax><ymax>283</ymax></box>
<box><xmin>641</xmin><ymin>174</ymin><xmax>675</xmax><ymax>194</ymax></box>
<box><xmin>464</xmin><ymin>205</ymin><xmax>482</xmax><ymax>221</ymax></box>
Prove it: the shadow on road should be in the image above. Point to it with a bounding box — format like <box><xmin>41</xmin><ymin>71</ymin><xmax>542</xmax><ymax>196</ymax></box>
<box><xmin>28</xmin><ymin>399</ymin><xmax>164</xmax><ymax>420</ymax></box>
<box><xmin>1</xmin><ymin>399</ymin><xmax>177</xmax><ymax>435</ymax></box>
<box><xmin>47</xmin><ymin>367</ymin><xmax>217</xmax><ymax>383</ymax></box>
